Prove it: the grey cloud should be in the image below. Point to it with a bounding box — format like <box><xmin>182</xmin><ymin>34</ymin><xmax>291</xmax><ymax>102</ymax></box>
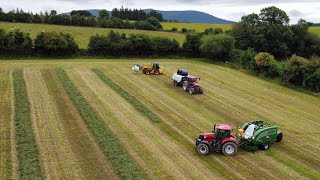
<box><xmin>289</xmin><ymin>9</ymin><xmax>303</xmax><ymax>17</ymax></box>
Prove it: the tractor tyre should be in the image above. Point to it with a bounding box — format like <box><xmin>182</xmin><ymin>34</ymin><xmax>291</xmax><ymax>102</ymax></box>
<box><xmin>259</xmin><ymin>141</ymin><xmax>270</xmax><ymax>150</ymax></box>
<box><xmin>155</xmin><ymin>70</ymin><xmax>160</xmax><ymax>75</ymax></box>
<box><xmin>276</xmin><ymin>132</ymin><xmax>283</xmax><ymax>142</ymax></box>
<box><xmin>222</xmin><ymin>142</ymin><xmax>238</xmax><ymax>156</ymax></box>
<box><xmin>189</xmin><ymin>87</ymin><xmax>195</xmax><ymax>94</ymax></box>
<box><xmin>145</xmin><ymin>70</ymin><xmax>150</xmax><ymax>75</ymax></box>
<box><xmin>197</xmin><ymin>143</ymin><xmax>210</xmax><ymax>155</ymax></box>
<box><xmin>182</xmin><ymin>83</ymin><xmax>188</xmax><ymax>91</ymax></box>
<box><xmin>173</xmin><ymin>80</ymin><xmax>177</xmax><ymax>86</ymax></box>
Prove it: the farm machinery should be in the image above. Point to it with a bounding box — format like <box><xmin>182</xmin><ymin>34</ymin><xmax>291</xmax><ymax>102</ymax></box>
<box><xmin>196</xmin><ymin>120</ymin><xmax>282</xmax><ymax>156</ymax></box>
<box><xmin>172</xmin><ymin>69</ymin><xmax>203</xmax><ymax>94</ymax></box>
<box><xmin>132</xmin><ymin>62</ymin><xmax>164</xmax><ymax>75</ymax></box>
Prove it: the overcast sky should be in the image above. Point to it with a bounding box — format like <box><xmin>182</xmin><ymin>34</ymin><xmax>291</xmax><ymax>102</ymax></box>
<box><xmin>1</xmin><ymin>0</ymin><xmax>320</xmax><ymax>23</ymax></box>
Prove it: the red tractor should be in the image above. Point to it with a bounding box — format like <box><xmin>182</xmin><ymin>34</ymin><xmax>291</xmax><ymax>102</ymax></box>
<box><xmin>196</xmin><ymin>124</ymin><xmax>238</xmax><ymax>156</ymax></box>
<box><xmin>182</xmin><ymin>76</ymin><xmax>203</xmax><ymax>94</ymax></box>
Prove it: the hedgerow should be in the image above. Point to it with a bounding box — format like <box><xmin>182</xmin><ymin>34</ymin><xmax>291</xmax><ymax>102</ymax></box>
<box><xmin>55</xmin><ymin>68</ymin><xmax>146</xmax><ymax>179</ymax></box>
<box><xmin>92</xmin><ymin>69</ymin><xmax>161</xmax><ymax>123</ymax></box>
<box><xmin>13</xmin><ymin>69</ymin><xmax>44</xmax><ymax>180</ymax></box>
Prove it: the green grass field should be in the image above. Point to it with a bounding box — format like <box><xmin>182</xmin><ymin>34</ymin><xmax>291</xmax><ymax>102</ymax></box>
<box><xmin>309</xmin><ymin>26</ymin><xmax>320</xmax><ymax>36</ymax></box>
<box><xmin>0</xmin><ymin>58</ymin><xmax>319</xmax><ymax>179</ymax></box>
<box><xmin>0</xmin><ymin>22</ymin><xmax>186</xmax><ymax>48</ymax></box>
<box><xmin>161</xmin><ymin>22</ymin><xmax>232</xmax><ymax>32</ymax></box>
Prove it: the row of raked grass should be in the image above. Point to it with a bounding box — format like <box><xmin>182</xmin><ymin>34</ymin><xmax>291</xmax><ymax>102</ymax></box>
<box><xmin>93</xmin><ymin>69</ymin><xmax>161</xmax><ymax>123</ymax></box>
<box><xmin>266</xmin><ymin>150</ymin><xmax>320</xmax><ymax>179</ymax></box>
<box><xmin>0</xmin><ymin>71</ymin><xmax>13</xmax><ymax>179</ymax></box>
<box><xmin>13</xmin><ymin>69</ymin><xmax>44</xmax><ymax>180</ymax></box>
<box><xmin>55</xmin><ymin>68</ymin><xmax>146</xmax><ymax>179</ymax></box>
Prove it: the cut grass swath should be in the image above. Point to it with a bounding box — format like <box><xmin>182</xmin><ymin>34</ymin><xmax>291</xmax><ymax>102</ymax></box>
<box><xmin>0</xmin><ymin>70</ymin><xmax>12</xmax><ymax>179</ymax></box>
<box><xmin>55</xmin><ymin>68</ymin><xmax>146</xmax><ymax>180</ymax></box>
<box><xmin>92</xmin><ymin>68</ymin><xmax>160</xmax><ymax>123</ymax></box>
<box><xmin>13</xmin><ymin>69</ymin><xmax>44</xmax><ymax>180</ymax></box>
<box><xmin>266</xmin><ymin>150</ymin><xmax>320</xmax><ymax>179</ymax></box>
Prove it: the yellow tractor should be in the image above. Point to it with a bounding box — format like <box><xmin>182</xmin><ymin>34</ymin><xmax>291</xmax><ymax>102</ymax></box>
<box><xmin>132</xmin><ymin>62</ymin><xmax>164</xmax><ymax>75</ymax></box>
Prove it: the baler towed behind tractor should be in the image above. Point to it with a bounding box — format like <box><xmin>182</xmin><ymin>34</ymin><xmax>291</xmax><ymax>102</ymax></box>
<box><xmin>196</xmin><ymin>120</ymin><xmax>282</xmax><ymax>156</ymax></box>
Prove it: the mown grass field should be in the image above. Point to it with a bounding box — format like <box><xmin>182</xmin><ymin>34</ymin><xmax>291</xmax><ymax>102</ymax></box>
<box><xmin>161</xmin><ymin>22</ymin><xmax>232</xmax><ymax>32</ymax></box>
<box><xmin>0</xmin><ymin>22</ymin><xmax>186</xmax><ymax>48</ymax></box>
<box><xmin>0</xmin><ymin>58</ymin><xmax>319</xmax><ymax>179</ymax></box>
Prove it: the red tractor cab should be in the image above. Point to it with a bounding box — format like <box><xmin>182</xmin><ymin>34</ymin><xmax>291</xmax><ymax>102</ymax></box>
<box><xmin>196</xmin><ymin>124</ymin><xmax>238</xmax><ymax>156</ymax></box>
<box><xmin>182</xmin><ymin>76</ymin><xmax>203</xmax><ymax>94</ymax></box>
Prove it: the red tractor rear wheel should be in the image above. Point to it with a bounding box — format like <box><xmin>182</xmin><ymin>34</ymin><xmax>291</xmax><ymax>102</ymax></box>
<box><xmin>222</xmin><ymin>142</ymin><xmax>237</xmax><ymax>156</ymax></box>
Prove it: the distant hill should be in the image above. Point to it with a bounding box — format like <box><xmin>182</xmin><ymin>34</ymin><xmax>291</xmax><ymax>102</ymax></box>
<box><xmin>70</xmin><ymin>9</ymin><xmax>235</xmax><ymax>24</ymax></box>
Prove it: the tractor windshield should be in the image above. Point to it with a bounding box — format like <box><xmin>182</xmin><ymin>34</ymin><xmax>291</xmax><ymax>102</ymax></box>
<box><xmin>244</xmin><ymin>124</ymin><xmax>256</xmax><ymax>139</ymax></box>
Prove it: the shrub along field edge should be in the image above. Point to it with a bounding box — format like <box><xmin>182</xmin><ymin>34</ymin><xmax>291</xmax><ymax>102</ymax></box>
<box><xmin>12</xmin><ymin>69</ymin><xmax>44</xmax><ymax>180</ymax></box>
<box><xmin>55</xmin><ymin>68</ymin><xmax>146</xmax><ymax>179</ymax></box>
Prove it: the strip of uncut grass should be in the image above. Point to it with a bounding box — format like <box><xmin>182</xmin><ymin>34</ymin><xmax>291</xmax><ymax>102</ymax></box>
<box><xmin>13</xmin><ymin>69</ymin><xmax>44</xmax><ymax>180</ymax></box>
<box><xmin>0</xmin><ymin>70</ymin><xmax>12</xmax><ymax>179</ymax></box>
<box><xmin>92</xmin><ymin>68</ymin><xmax>160</xmax><ymax>123</ymax></box>
<box><xmin>266</xmin><ymin>150</ymin><xmax>320</xmax><ymax>179</ymax></box>
<box><xmin>55</xmin><ymin>68</ymin><xmax>145</xmax><ymax>180</ymax></box>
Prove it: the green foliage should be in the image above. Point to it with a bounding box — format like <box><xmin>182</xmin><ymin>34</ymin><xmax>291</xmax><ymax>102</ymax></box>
<box><xmin>254</xmin><ymin>52</ymin><xmax>276</xmax><ymax>67</ymax></box>
<box><xmin>253</xmin><ymin>52</ymin><xmax>279</xmax><ymax>77</ymax></box>
<box><xmin>203</xmin><ymin>27</ymin><xmax>223</xmax><ymax>35</ymax></box>
<box><xmin>241</xmin><ymin>48</ymin><xmax>257</xmax><ymax>69</ymax></box>
<box><xmin>34</xmin><ymin>31</ymin><xmax>78</xmax><ymax>56</ymax></box>
<box><xmin>125</xmin><ymin>34</ymin><xmax>153</xmax><ymax>56</ymax></box>
<box><xmin>0</xmin><ymin>29</ymin><xmax>32</xmax><ymax>54</ymax></box>
<box><xmin>88</xmin><ymin>30</ymin><xmax>179</xmax><ymax>57</ymax></box>
<box><xmin>171</xmin><ymin>27</ymin><xmax>178</xmax><ymax>32</ymax></box>
<box><xmin>282</xmin><ymin>55</ymin><xmax>310</xmax><ymax>86</ymax></box>
<box><xmin>146</xmin><ymin>16</ymin><xmax>163</xmax><ymax>29</ymax></box>
<box><xmin>93</xmin><ymin>69</ymin><xmax>161</xmax><ymax>123</ymax></box>
<box><xmin>182</xmin><ymin>33</ymin><xmax>202</xmax><ymax>57</ymax></box>
<box><xmin>98</xmin><ymin>9</ymin><xmax>109</xmax><ymax>20</ymax></box>
<box><xmin>152</xmin><ymin>36</ymin><xmax>179</xmax><ymax>55</ymax></box>
<box><xmin>303</xmin><ymin>66</ymin><xmax>320</xmax><ymax>92</ymax></box>
<box><xmin>199</xmin><ymin>34</ymin><xmax>235</xmax><ymax>61</ymax></box>
<box><xmin>13</xmin><ymin>69</ymin><xmax>44</xmax><ymax>180</ymax></box>
<box><xmin>56</xmin><ymin>68</ymin><xmax>146</xmax><ymax>179</ymax></box>
<box><xmin>231</xmin><ymin>6</ymin><xmax>294</xmax><ymax>58</ymax></box>
<box><xmin>133</xmin><ymin>21</ymin><xmax>157</xmax><ymax>31</ymax></box>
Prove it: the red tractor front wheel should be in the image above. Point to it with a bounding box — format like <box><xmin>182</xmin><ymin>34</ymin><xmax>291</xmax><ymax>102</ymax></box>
<box><xmin>197</xmin><ymin>143</ymin><xmax>210</xmax><ymax>155</ymax></box>
<box><xmin>222</xmin><ymin>142</ymin><xmax>238</xmax><ymax>156</ymax></box>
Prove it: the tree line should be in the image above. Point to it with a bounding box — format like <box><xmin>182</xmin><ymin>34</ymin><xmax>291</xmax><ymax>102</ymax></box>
<box><xmin>111</xmin><ymin>7</ymin><xmax>164</xmax><ymax>21</ymax></box>
<box><xmin>0</xmin><ymin>7</ymin><xmax>163</xmax><ymax>31</ymax></box>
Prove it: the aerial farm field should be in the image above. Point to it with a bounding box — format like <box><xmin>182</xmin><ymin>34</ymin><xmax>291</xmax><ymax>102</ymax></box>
<box><xmin>0</xmin><ymin>59</ymin><xmax>319</xmax><ymax>179</ymax></box>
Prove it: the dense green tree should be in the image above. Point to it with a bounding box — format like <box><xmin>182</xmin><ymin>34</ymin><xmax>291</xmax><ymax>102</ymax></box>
<box><xmin>199</xmin><ymin>34</ymin><xmax>235</xmax><ymax>61</ymax></box>
<box><xmin>50</xmin><ymin>10</ymin><xmax>57</xmax><ymax>16</ymax></box>
<box><xmin>146</xmin><ymin>16</ymin><xmax>162</xmax><ymax>29</ymax></box>
<box><xmin>231</xmin><ymin>6</ymin><xmax>293</xmax><ymax>58</ymax></box>
<box><xmin>99</xmin><ymin>9</ymin><xmax>109</xmax><ymax>20</ymax></box>
<box><xmin>183</xmin><ymin>33</ymin><xmax>202</xmax><ymax>57</ymax></box>
<box><xmin>70</xmin><ymin>10</ymin><xmax>92</xmax><ymax>17</ymax></box>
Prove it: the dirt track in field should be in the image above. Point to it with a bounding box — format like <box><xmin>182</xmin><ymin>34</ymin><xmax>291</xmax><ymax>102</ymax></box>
<box><xmin>1</xmin><ymin>59</ymin><xmax>319</xmax><ymax>179</ymax></box>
